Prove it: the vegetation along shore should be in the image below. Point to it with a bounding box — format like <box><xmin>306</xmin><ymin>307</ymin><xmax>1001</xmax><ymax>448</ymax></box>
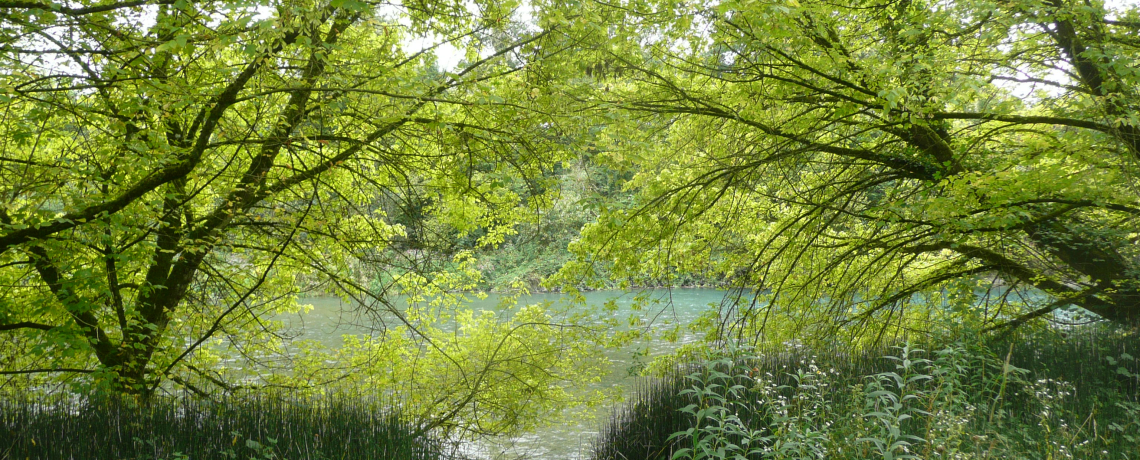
<box><xmin>2</xmin><ymin>0</ymin><xmax>1139</xmax><ymax>458</ymax></box>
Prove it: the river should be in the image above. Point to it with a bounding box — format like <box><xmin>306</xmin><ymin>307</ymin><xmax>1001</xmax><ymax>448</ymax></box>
<box><xmin>287</xmin><ymin>288</ymin><xmax>733</xmax><ymax>460</ymax></box>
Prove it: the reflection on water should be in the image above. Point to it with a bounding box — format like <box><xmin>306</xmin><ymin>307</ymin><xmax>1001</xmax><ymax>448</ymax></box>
<box><xmin>285</xmin><ymin>289</ymin><xmax>734</xmax><ymax>460</ymax></box>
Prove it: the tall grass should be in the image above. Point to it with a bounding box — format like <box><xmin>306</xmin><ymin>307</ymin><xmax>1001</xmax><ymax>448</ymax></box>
<box><xmin>591</xmin><ymin>369</ymin><xmax>699</xmax><ymax>460</ymax></box>
<box><xmin>593</xmin><ymin>326</ymin><xmax>1140</xmax><ymax>460</ymax></box>
<box><xmin>1</xmin><ymin>395</ymin><xmax>453</xmax><ymax>460</ymax></box>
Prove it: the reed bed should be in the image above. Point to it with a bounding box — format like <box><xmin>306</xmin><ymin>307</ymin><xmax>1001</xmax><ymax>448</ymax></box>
<box><xmin>593</xmin><ymin>325</ymin><xmax>1140</xmax><ymax>460</ymax></box>
<box><xmin>0</xmin><ymin>395</ymin><xmax>451</xmax><ymax>460</ymax></box>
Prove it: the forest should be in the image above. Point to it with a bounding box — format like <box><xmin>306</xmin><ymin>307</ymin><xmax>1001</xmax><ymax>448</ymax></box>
<box><xmin>1</xmin><ymin>0</ymin><xmax>1139</xmax><ymax>458</ymax></box>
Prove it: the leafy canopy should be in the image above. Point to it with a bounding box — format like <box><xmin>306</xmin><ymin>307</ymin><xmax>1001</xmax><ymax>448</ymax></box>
<box><xmin>0</xmin><ymin>0</ymin><xmax>590</xmax><ymax>413</ymax></box>
<box><xmin>552</xmin><ymin>0</ymin><xmax>1140</xmax><ymax>341</ymax></box>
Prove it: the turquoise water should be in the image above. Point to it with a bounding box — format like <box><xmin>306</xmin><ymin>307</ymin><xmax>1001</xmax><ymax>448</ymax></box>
<box><xmin>287</xmin><ymin>288</ymin><xmax>733</xmax><ymax>460</ymax></box>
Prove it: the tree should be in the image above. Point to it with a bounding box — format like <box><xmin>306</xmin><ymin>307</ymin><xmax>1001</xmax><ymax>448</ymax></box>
<box><xmin>553</xmin><ymin>0</ymin><xmax>1140</xmax><ymax>340</ymax></box>
<box><xmin>0</xmin><ymin>0</ymin><xmax>574</xmax><ymax>396</ymax></box>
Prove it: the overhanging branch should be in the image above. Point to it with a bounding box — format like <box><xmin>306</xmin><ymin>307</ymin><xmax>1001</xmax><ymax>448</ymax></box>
<box><xmin>0</xmin><ymin>321</ymin><xmax>56</xmax><ymax>332</ymax></box>
<box><xmin>0</xmin><ymin>0</ymin><xmax>176</xmax><ymax>16</ymax></box>
<box><xmin>0</xmin><ymin>368</ymin><xmax>93</xmax><ymax>375</ymax></box>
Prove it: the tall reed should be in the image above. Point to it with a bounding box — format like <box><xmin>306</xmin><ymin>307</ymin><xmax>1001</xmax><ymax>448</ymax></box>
<box><xmin>1</xmin><ymin>394</ymin><xmax>452</xmax><ymax>460</ymax></box>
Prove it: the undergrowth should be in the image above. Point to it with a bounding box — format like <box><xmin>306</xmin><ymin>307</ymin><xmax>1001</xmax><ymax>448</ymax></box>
<box><xmin>593</xmin><ymin>326</ymin><xmax>1140</xmax><ymax>460</ymax></box>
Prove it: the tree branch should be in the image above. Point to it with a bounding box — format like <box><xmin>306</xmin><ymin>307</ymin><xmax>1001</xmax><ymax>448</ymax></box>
<box><xmin>982</xmin><ymin>294</ymin><xmax>1085</xmax><ymax>334</ymax></box>
<box><xmin>933</xmin><ymin>112</ymin><xmax>1115</xmax><ymax>132</ymax></box>
<box><xmin>0</xmin><ymin>25</ymin><xmax>302</xmax><ymax>255</ymax></box>
<box><xmin>26</xmin><ymin>245</ymin><xmax>119</xmax><ymax>364</ymax></box>
<box><xmin>266</xmin><ymin>28</ymin><xmax>555</xmax><ymax>196</ymax></box>
<box><xmin>0</xmin><ymin>0</ymin><xmax>176</xmax><ymax>16</ymax></box>
<box><xmin>0</xmin><ymin>321</ymin><xmax>56</xmax><ymax>332</ymax></box>
<box><xmin>0</xmin><ymin>368</ymin><xmax>93</xmax><ymax>375</ymax></box>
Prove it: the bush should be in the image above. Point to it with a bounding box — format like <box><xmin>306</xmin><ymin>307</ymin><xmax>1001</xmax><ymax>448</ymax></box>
<box><xmin>591</xmin><ymin>345</ymin><xmax>896</xmax><ymax>460</ymax></box>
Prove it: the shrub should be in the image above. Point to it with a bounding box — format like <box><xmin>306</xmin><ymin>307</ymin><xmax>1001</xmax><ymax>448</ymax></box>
<box><xmin>593</xmin><ymin>327</ymin><xmax>1140</xmax><ymax>460</ymax></box>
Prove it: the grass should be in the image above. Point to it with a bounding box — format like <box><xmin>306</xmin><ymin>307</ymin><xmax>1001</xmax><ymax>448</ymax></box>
<box><xmin>1</xmin><ymin>394</ymin><xmax>454</xmax><ymax>460</ymax></box>
<box><xmin>592</xmin><ymin>325</ymin><xmax>1140</xmax><ymax>460</ymax></box>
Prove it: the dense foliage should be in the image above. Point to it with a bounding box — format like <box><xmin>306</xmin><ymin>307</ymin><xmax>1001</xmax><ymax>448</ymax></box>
<box><xmin>0</xmin><ymin>0</ymin><xmax>592</xmax><ymax>402</ymax></box>
<box><xmin>4</xmin><ymin>0</ymin><xmax>1140</xmax><ymax>457</ymax></box>
<box><xmin>553</xmin><ymin>0</ymin><xmax>1140</xmax><ymax>340</ymax></box>
<box><xmin>594</xmin><ymin>328</ymin><xmax>1140</xmax><ymax>460</ymax></box>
